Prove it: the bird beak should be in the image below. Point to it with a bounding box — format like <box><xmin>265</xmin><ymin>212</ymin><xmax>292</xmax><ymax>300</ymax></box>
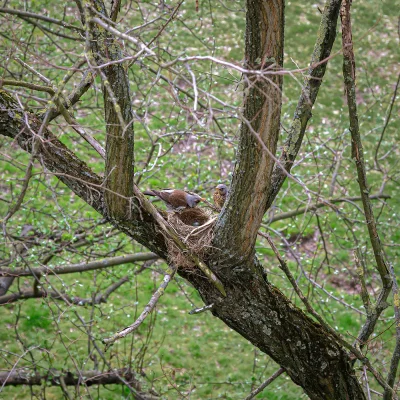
<box><xmin>201</xmin><ymin>198</ymin><xmax>206</xmax><ymax>201</ymax></box>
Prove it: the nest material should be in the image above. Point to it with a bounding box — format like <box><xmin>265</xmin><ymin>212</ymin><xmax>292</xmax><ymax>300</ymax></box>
<box><xmin>166</xmin><ymin>207</ymin><xmax>216</xmax><ymax>270</ymax></box>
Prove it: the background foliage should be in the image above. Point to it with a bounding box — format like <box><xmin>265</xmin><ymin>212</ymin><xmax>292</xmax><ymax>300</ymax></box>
<box><xmin>0</xmin><ymin>0</ymin><xmax>399</xmax><ymax>398</ymax></box>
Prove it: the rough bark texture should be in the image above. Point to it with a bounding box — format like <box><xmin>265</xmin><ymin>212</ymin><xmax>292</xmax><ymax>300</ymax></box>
<box><xmin>89</xmin><ymin>0</ymin><xmax>135</xmax><ymax>220</ymax></box>
<box><xmin>180</xmin><ymin>263</ymin><xmax>366</xmax><ymax>400</ymax></box>
<box><xmin>0</xmin><ymin>369</ymin><xmax>139</xmax><ymax>386</ymax></box>
<box><xmin>0</xmin><ymin>90</ymin><xmax>166</xmax><ymax>257</ymax></box>
<box><xmin>0</xmin><ymin>71</ymin><xmax>366</xmax><ymax>400</ymax></box>
<box><xmin>214</xmin><ymin>0</ymin><xmax>284</xmax><ymax>260</ymax></box>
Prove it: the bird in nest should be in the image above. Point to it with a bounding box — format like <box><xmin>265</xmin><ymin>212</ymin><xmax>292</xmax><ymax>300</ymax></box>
<box><xmin>213</xmin><ymin>184</ymin><xmax>229</xmax><ymax>211</ymax></box>
<box><xmin>143</xmin><ymin>189</ymin><xmax>205</xmax><ymax>212</ymax></box>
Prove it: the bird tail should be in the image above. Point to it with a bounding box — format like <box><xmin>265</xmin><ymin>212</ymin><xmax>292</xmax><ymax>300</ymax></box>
<box><xmin>143</xmin><ymin>190</ymin><xmax>156</xmax><ymax>196</ymax></box>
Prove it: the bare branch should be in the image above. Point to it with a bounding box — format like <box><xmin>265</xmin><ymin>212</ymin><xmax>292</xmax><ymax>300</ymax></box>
<box><xmin>0</xmin><ymin>8</ymin><xmax>85</xmax><ymax>33</ymax></box>
<box><xmin>340</xmin><ymin>0</ymin><xmax>393</xmax><ymax>354</ymax></box>
<box><xmin>103</xmin><ymin>264</ymin><xmax>176</xmax><ymax>349</ymax></box>
<box><xmin>0</xmin><ymin>79</ymin><xmax>55</xmax><ymax>94</ymax></box>
<box><xmin>0</xmin><ymin>252</ymin><xmax>158</xmax><ymax>277</ymax></box>
<box><xmin>266</xmin><ymin>193</ymin><xmax>390</xmax><ymax>223</ymax></box>
<box><xmin>383</xmin><ymin>262</ymin><xmax>400</xmax><ymax>400</ymax></box>
<box><xmin>213</xmin><ymin>0</ymin><xmax>284</xmax><ymax>261</ymax></box>
<box><xmin>244</xmin><ymin>368</ymin><xmax>285</xmax><ymax>400</ymax></box>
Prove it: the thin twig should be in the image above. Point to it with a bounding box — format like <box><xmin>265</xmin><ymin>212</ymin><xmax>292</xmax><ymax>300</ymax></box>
<box><xmin>189</xmin><ymin>303</ymin><xmax>214</xmax><ymax>315</ymax></box>
<box><xmin>0</xmin><ymin>8</ymin><xmax>85</xmax><ymax>33</ymax></box>
<box><xmin>102</xmin><ymin>264</ymin><xmax>176</xmax><ymax>349</ymax></box>
<box><xmin>244</xmin><ymin>368</ymin><xmax>285</xmax><ymax>400</ymax></box>
<box><xmin>340</xmin><ymin>0</ymin><xmax>393</xmax><ymax>356</ymax></box>
<box><xmin>262</xmin><ymin>231</ymin><xmax>397</xmax><ymax>397</ymax></box>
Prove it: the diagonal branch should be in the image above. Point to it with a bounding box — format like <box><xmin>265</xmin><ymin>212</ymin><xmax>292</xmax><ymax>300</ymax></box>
<box><xmin>244</xmin><ymin>368</ymin><xmax>285</xmax><ymax>400</ymax></box>
<box><xmin>340</xmin><ymin>0</ymin><xmax>392</xmax><ymax>354</ymax></box>
<box><xmin>265</xmin><ymin>0</ymin><xmax>342</xmax><ymax>210</ymax></box>
<box><xmin>0</xmin><ymin>8</ymin><xmax>85</xmax><ymax>33</ymax></box>
<box><xmin>103</xmin><ymin>264</ymin><xmax>176</xmax><ymax>349</ymax></box>
<box><xmin>0</xmin><ymin>90</ymin><xmax>166</xmax><ymax>256</ymax></box>
<box><xmin>266</xmin><ymin>193</ymin><xmax>390</xmax><ymax>223</ymax></box>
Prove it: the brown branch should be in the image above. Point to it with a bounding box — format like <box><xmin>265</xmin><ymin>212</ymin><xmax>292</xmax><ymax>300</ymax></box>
<box><xmin>0</xmin><ymin>289</ymin><xmax>90</xmax><ymax>305</ymax></box>
<box><xmin>0</xmin><ymin>79</ymin><xmax>55</xmax><ymax>94</ymax></box>
<box><xmin>0</xmin><ymin>368</ymin><xmax>149</xmax><ymax>394</ymax></box>
<box><xmin>88</xmin><ymin>1</ymin><xmax>136</xmax><ymax>221</ymax></box>
<box><xmin>340</xmin><ymin>0</ymin><xmax>393</xmax><ymax>354</ymax></box>
<box><xmin>0</xmin><ymin>89</ymin><xmax>167</xmax><ymax>256</ymax></box>
<box><xmin>374</xmin><ymin>73</ymin><xmax>400</xmax><ymax>171</ymax></box>
<box><xmin>244</xmin><ymin>368</ymin><xmax>285</xmax><ymax>400</ymax></box>
<box><xmin>0</xmin><ymin>8</ymin><xmax>85</xmax><ymax>33</ymax></box>
<box><xmin>19</xmin><ymin>16</ymin><xmax>85</xmax><ymax>41</ymax></box>
<box><xmin>383</xmin><ymin>262</ymin><xmax>400</xmax><ymax>400</ymax></box>
<box><xmin>103</xmin><ymin>264</ymin><xmax>176</xmax><ymax>349</ymax></box>
<box><xmin>0</xmin><ymin>89</ymin><xmax>104</xmax><ymax>212</ymax></box>
<box><xmin>262</xmin><ymin>231</ymin><xmax>396</xmax><ymax>397</ymax></box>
<box><xmin>0</xmin><ymin>276</ymin><xmax>130</xmax><ymax>305</ymax></box>
<box><xmin>267</xmin><ymin>194</ymin><xmax>390</xmax><ymax>223</ymax></box>
<box><xmin>0</xmin><ymin>252</ymin><xmax>158</xmax><ymax>278</ymax></box>
<box><xmin>47</xmin><ymin>69</ymin><xmax>94</xmax><ymax>122</ymax></box>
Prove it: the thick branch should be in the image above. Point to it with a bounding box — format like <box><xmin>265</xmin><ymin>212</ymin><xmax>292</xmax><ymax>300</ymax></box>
<box><xmin>0</xmin><ymin>368</ymin><xmax>141</xmax><ymax>388</ymax></box>
<box><xmin>0</xmin><ymin>90</ymin><xmax>167</xmax><ymax>256</ymax></box>
<box><xmin>88</xmin><ymin>1</ymin><xmax>135</xmax><ymax>220</ymax></box>
<box><xmin>214</xmin><ymin>0</ymin><xmax>284</xmax><ymax>261</ymax></box>
<box><xmin>181</xmin><ymin>255</ymin><xmax>367</xmax><ymax>400</ymax></box>
<box><xmin>47</xmin><ymin>70</ymin><xmax>94</xmax><ymax>121</ymax></box>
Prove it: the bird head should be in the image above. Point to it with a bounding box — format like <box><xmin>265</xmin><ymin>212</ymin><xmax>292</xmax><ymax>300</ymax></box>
<box><xmin>186</xmin><ymin>193</ymin><xmax>205</xmax><ymax>208</ymax></box>
<box><xmin>216</xmin><ymin>184</ymin><xmax>228</xmax><ymax>195</ymax></box>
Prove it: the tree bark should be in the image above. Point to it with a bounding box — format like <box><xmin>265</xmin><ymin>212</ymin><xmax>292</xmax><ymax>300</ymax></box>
<box><xmin>88</xmin><ymin>0</ymin><xmax>136</xmax><ymax>220</ymax></box>
<box><xmin>214</xmin><ymin>0</ymin><xmax>284</xmax><ymax>261</ymax></box>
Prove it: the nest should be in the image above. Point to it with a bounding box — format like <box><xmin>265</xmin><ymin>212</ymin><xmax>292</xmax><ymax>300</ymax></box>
<box><xmin>165</xmin><ymin>207</ymin><xmax>216</xmax><ymax>270</ymax></box>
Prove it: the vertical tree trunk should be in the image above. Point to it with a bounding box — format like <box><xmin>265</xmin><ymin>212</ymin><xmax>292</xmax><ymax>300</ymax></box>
<box><xmin>214</xmin><ymin>0</ymin><xmax>284</xmax><ymax>260</ymax></box>
<box><xmin>89</xmin><ymin>0</ymin><xmax>135</xmax><ymax>220</ymax></box>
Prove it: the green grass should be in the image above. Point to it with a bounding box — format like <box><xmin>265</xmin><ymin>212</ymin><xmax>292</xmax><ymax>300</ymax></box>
<box><xmin>0</xmin><ymin>0</ymin><xmax>399</xmax><ymax>398</ymax></box>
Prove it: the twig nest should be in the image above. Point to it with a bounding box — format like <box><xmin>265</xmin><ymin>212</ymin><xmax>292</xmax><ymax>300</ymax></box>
<box><xmin>175</xmin><ymin>208</ymin><xmax>210</xmax><ymax>226</ymax></box>
<box><xmin>166</xmin><ymin>208</ymin><xmax>216</xmax><ymax>269</ymax></box>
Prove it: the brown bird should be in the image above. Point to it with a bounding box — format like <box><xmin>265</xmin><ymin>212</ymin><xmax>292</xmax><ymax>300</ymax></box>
<box><xmin>213</xmin><ymin>184</ymin><xmax>228</xmax><ymax>210</ymax></box>
<box><xmin>143</xmin><ymin>189</ymin><xmax>205</xmax><ymax>212</ymax></box>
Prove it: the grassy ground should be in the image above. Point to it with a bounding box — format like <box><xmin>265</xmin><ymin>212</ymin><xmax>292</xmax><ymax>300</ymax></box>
<box><xmin>0</xmin><ymin>0</ymin><xmax>399</xmax><ymax>398</ymax></box>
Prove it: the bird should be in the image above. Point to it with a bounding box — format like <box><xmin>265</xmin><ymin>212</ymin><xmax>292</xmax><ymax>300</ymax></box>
<box><xmin>143</xmin><ymin>189</ymin><xmax>205</xmax><ymax>212</ymax></box>
<box><xmin>213</xmin><ymin>184</ymin><xmax>229</xmax><ymax>210</ymax></box>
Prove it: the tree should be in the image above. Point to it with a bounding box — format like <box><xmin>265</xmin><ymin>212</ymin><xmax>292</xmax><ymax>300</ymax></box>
<box><xmin>0</xmin><ymin>0</ymin><xmax>399</xmax><ymax>399</ymax></box>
